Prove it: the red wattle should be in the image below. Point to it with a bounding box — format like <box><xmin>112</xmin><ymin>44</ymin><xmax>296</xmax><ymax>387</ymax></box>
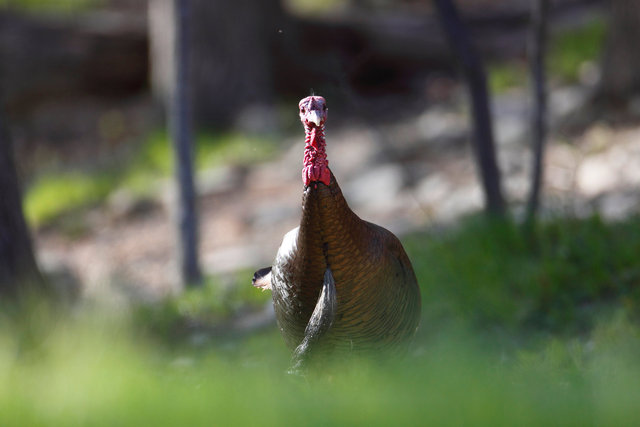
<box><xmin>302</xmin><ymin>125</ymin><xmax>330</xmax><ymax>186</ymax></box>
<box><xmin>302</xmin><ymin>163</ymin><xmax>331</xmax><ymax>186</ymax></box>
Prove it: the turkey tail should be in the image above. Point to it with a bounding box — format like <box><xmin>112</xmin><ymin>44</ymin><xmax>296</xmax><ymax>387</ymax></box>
<box><xmin>289</xmin><ymin>268</ymin><xmax>337</xmax><ymax>374</ymax></box>
<box><xmin>252</xmin><ymin>267</ymin><xmax>272</xmax><ymax>290</ymax></box>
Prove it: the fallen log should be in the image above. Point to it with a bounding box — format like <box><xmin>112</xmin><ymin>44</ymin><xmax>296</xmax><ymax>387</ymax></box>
<box><xmin>0</xmin><ymin>10</ymin><xmax>148</xmax><ymax>114</ymax></box>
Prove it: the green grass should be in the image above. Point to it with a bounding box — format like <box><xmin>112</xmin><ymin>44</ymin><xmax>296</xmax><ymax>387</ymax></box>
<box><xmin>137</xmin><ymin>272</ymin><xmax>272</xmax><ymax>342</ymax></box>
<box><xmin>488</xmin><ymin>17</ymin><xmax>607</xmax><ymax>93</ymax></box>
<box><xmin>3</xmin><ymin>214</ymin><xmax>640</xmax><ymax>424</ymax></box>
<box><xmin>549</xmin><ymin>18</ymin><xmax>607</xmax><ymax>83</ymax></box>
<box><xmin>24</xmin><ymin>131</ymin><xmax>278</xmax><ymax>227</ymax></box>
<box><xmin>405</xmin><ymin>215</ymin><xmax>640</xmax><ymax>334</ymax></box>
<box><xmin>489</xmin><ymin>61</ymin><xmax>527</xmax><ymax>93</ymax></box>
<box><xmin>284</xmin><ymin>0</ymin><xmax>345</xmax><ymax>15</ymax></box>
<box><xmin>24</xmin><ymin>171</ymin><xmax>114</xmax><ymax>227</ymax></box>
<box><xmin>0</xmin><ymin>0</ymin><xmax>101</xmax><ymax>13</ymax></box>
<box><xmin>1</xmin><ymin>304</ymin><xmax>639</xmax><ymax>425</ymax></box>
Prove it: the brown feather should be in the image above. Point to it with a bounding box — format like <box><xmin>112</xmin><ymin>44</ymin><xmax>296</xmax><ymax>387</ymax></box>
<box><xmin>271</xmin><ymin>171</ymin><xmax>421</xmax><ymax>356</ymax></box>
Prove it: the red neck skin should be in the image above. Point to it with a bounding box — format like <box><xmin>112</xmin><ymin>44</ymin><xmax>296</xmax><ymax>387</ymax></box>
<box><xmin>302</xmin><ymin>122</ymin><xmax>331</xmax><ymax>187</ymax></box>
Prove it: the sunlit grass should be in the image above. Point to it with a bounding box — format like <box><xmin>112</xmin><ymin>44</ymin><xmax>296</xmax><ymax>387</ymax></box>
<box><xmin>283</xmin><ymin>0</ymin><xmax>345</xmax><ymax>15</ymax></box>
<box><xmin>0</xmin><ymin>0</ymin><xmax>101</xmax><ymax>13</ymax></box>
<box><xmin>1</xmin><ymin>308</ymin><xmax>640</xmax><ymax>425</ymax></box>
<box><xmin>138</xmin><ymin>130</ymin><xmax>279</xmax><ymax>173</ymax></box>
<box><xmin>489</xmin><ymin>61</ymin><xmax>527</xmax><ymax>94</ymax></box>
<box><xmin>24</xmin><ymin>172</ymin><xmax>114</xmax><ymax>227</ymax></box>
<box><xmin>549</xmin><ymin>17</ymin><xmax>606</xmax><ymax>83</ymax></box>
<box><xmin>23</xmin><ymin>131</ymin><xmax>278</xmax><ymax>227</ymax></box>
<box><xmin>488</xmin><ymin>16</ymin><xmax>607</xmax><ymax>93</ymax></box>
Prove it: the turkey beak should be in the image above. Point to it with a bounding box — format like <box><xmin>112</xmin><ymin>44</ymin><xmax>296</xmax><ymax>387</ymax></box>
<box><xmin>307</xmin><ymin>110</ymin><xmax>322</xmax><ymax>127</ymax></box>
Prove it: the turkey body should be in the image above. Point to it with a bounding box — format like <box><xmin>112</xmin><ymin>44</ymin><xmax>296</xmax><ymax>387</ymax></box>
<box><xmin>271</xmin><ymin>172</ymin><xmax>421</xmax><ymax>355</ymax></box>
<box><xmin>254</xmin><ymin>95</ymin><xmax>421</xmax><ymax>366</ymax></box>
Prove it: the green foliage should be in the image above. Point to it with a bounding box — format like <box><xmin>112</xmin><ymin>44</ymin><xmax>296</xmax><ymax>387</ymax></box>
<box><xmin>23</xmin><ymin>130</ymin><xmax>278</xmax><ymax>227</ymax></box>
<box><xmin>196</xmin><ymin>132</ymin><xmax>279</xmax><ymax>169</ymax></box>
<box><xmin>549</xmin><ymin>18</ymin><xmax>607</xmax><ymax>83</ymax></box>
<box><xmin>0</xmin><ymin>0</ymin><xmax>100</xmax><ymax>13</ymax></box>
<box><xmin>405</xmin><ymin>215</ymin><xmax>640</xmax><ymax>334</ymax></box>
<box><xmin>488</xmin><ymin>17</ymin><xmax>607</xmax><ymax>93</ymax></box>
<box><xmin>24</xmin><ymin>171</ymin><xmax>114</xmax><ymax>227</ymax></box>
<box><xmin>137</xmin><ymin>273</ymin><xmax>271</xmax><ymax>342</ymax></box>
<box><xmin>489</xmin><ymin>61</ymin><xmax>527</xmax><ymax>93</ymax></box>
<box><xmin>283</xmin><ymin>0</ymin><xmax>345</xmax><ymax>15</ymax></box>
<box><xmin>135</xmin><ymin>130</ymin><xmax>279</xmax><ymax>175</ymax></box>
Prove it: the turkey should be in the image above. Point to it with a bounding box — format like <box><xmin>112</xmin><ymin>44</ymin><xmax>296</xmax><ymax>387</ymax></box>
<box><xmin>253</xmin><ymin>95</ymin><xmax>421</xmax><ymax>371</ymax></box>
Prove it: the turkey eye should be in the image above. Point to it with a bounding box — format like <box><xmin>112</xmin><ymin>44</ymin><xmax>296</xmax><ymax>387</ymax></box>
<box><xmin>322</xmin><ymin>105</ymin><xmax>327</xmax><ymax>111</ymax></box>
<box><xmin>301</xmin><ymin>108</ymin><xmax>306</xmax><ymax>114</ymax></box>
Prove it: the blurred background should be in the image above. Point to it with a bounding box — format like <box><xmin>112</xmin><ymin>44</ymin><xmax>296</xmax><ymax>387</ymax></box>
<box><xmin>4</xmin><ymin>0</ymin><xmax>634</xmax><ymax>300</ymax></box>
<box><xmin>2</xmin><ymin>0</ymin><xmax>640</xmax><ymax>424</ymax></box>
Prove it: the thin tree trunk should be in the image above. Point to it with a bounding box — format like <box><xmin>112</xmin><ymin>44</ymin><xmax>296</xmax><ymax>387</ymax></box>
<box><xmin>433</xmin><ymin>0</ymin><xmax>505</xmax><ymax>217</ymax></box>
<box><xmin>0</xmin><ymin>111</ymin><xmax>43</xmax><ymax>296</ymax></box>
<box><xmin>170</xmin><ymin>0</ymin><xmax>202</xmax><ymax>287</ymax></box>
<box><xmin>526</xmin><ymin>0</ymin><xmax>549</xmax><ymax>223</ymax></box>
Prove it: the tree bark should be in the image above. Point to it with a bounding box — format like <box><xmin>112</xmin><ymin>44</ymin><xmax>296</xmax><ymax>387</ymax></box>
<box><xmin>170</xmin><ymin>0</ymin><xmax>202</xmax><ymax>287</ymax></box>
<box><xmin>0</xmin><ymin>111</ymin><xmax>43</xmax><ymax>296</ymax></box>
<box><xmin>433</xmin><ymin>0</ymin><xmax>506</xmax><ymax>217</ymax></box>
<box><xmin>598</xmin><ymin>0</ymin><xmax>640</xmax><ymax>102</ymax></box>
<box><xmin>525</xmin><ymin>0</ymin><xmax>549</xmax><ymax>223</ymax></box>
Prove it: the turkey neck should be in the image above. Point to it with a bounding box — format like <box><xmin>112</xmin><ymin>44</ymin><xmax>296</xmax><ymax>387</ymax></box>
<box><xmin>298</xmin><ymin>173</ymin><xmax>363</xmax><ymax>273</ymax></box>
<box><xmin>300</xmin><ymin>120</ymin><xmax>352</xmax><ymax>253</ymax></box>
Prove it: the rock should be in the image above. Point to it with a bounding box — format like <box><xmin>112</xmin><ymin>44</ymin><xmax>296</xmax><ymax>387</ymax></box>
<box><xmin>234</xmin><ymin>104</ymin><xmax>279</xmax><ymax>134</ymax></box>
<box><xmin>415</xmin><ymin>173</ymin><xmax>451</xmax><ymax>206</ymax></box>
<box><xmin>598</xmin><ymin>190</ymin><xmax>640</xmax><ymax>220</ymax></box>
<box><xmin>576</xmin><ymin>152</ymin><xmax>620</xmax><ymax>197</ymax></box>
<box><xmin>415</xmin><ymin>173</ymin><xmax>482</xmax><ymax>221</ymax></box>
<box><xmin>38</xmin><ymin>253</ymin><xmax>82</xmax><ymax>303</ymax></box>
<box><xmin>249</xmin><ymin>201</ymin><xmax>298</xmax><ymax>229</ymax></box>
<box><xmin>438</xmin><ymin>184</ymin><xmax>483</xmax><ymax>220</ymax></box>
<box><xmin>493</xmin><ymin>90</ymin><xmax>528</xmax><ymax>146</ymax></box>
<box><xmin>327</xmin><ymin>128</ymin><xmax>379</xmax><ymax>179</ymax></box>
<box><xmin>108</xmin><ymin>188</ymin><xmax>161</xmax><ymax>221</ymax></box>
<box><xmin>343</xmin><ymin>164</ymin><xmax>405</xmax><ymax>210</ymax></box>
<box><xmin>549</xmin><ymin>86</ymin><xmax>590</xmax><ymax>125</ymax></box>
<box><xmin>197</xmin><ymin>165</ymin><xmax>245</xmax><ymax>197</ymax></box>
<box><xmin>417</xmin><ymin>108</ymin><xmax>466</xmax><ymax>141</ymax></box>
<box><xmin>202</xmin><ymin>245</ymin><xmax>265</xmax><ymax>275</ymax></box>
<box><xmin>494</xmin><ymin>116</ymin><xmax>526</xmax><ymax>146</ymax></box>
<box><xmin>245</xmin><ymin>160</ymin><xmax>296</xmax><ymax>192</ymax></box>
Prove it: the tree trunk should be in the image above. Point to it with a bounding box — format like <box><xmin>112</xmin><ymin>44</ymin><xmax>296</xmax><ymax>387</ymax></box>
<box><xmin>525</xmin><ymin>0</ymin><xmax>549</xmax><ymax>223</ymax></box>
<box><xmin>170</xmin><ymin>0</ymin><xmax>202</xmax><ymax>287</ymax></box>
<box><xmin>149</xmin><ymin>0</ymin><xmax>283</xmax><ymax>128</ymax></box>
<box><xmin>598</xmin><ymin>0</ymin><xmax>640</xmax><ymax>102</ymax></box>
<box><xmin>433</xmin><ymin>0</ymin><xmax>506</xmax><ymax>217</ymax></box>
<box><xmin>0</xmin><ymin>111</ymin><xmax>43</xmax><ymax>296</ymax></box>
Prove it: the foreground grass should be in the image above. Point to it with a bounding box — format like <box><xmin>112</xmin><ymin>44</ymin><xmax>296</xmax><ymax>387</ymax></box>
<box><xmin>0</xmin><ymin>307</ymin><xmax>639</xmax><ymax>426</ymax></box>
<box><xmin>2</xmin><ymin>214</ymin><xmax>640</xmax><ymax>425</ymax></box>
